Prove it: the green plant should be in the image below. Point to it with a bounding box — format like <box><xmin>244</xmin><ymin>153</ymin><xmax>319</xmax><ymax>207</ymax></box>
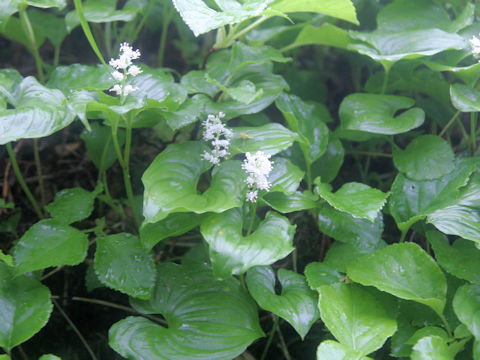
<box><xmin>1</xmin><ymin>0</ymin><xmax>480</xmax><ymax>359</ymax></box>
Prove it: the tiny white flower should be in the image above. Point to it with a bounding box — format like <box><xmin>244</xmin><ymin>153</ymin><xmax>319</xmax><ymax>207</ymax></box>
<box><xmin>242</xmin><ymin>151</ymin><xmax>274</xmax><ymax>202</ymax></box>
<box><xmin>127</xmin><ymin>65</ymin><xmax>143</xmax><ymax>77</ymax></box>
<box><xmin>109</xmin><ymin>84</ymin><xmax>122</xmax><ymax>95</ymax></box>
<box><xmin>246</xmin><ymin>190</ymin><xmax>258</xmax><ymax>202</ymax></box>
<box><xmin>201</xmin><ymin>113</ymin><xmax>232</xmax><ymax>165</ymax></box>
<box><xmin>123</xmin><ymin>84</ymin><xmax>138</xmax><ymax>96</ymax></box>
<box><xmin>112</xmin><ymin>70</ymin><xmax>124</xmax><ymax>82</ymax></box>
<box><xmin>470</xmin><ymin>35</ymin><xmax>480</xmax><ymax>57</ymax></box>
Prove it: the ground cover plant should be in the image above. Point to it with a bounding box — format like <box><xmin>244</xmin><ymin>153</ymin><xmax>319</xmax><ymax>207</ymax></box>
<box><xmin>1</xmin><ymin>0</ymin><xmax>480</xmax><ymax>359</ymax></box>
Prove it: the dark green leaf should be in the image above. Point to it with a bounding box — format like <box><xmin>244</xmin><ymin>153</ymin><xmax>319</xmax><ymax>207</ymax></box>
<box><xmin>225</xmin><ymin>80</ymin><xmax>263</xmax><ymax>104</ymax></box>
<box><xmin>94</xmin><ymin>233</ymin><xmax>156</xmax><ymax>299</ymax></box>
<box><xmin>347</xmin><ymin>243</ymin><xmax>447</xmax><ymax>316</ymax></box>
<box><xmin>262</xmin><ymin>191</ymin><xmax>318</xmax><ymax>213</ymax></box>
<box><xmin>393</xmin><ymin>135</ymin><xmax>455</xmax><ymax>180</ymax></box>
<box><xmin>110</xmin><ymin>262</ymin><xmax>264</xmax><ymax>359</ymax></box>
<box><xmin>288</xmin><ymin>23</ymin><xmax>352</xmax><ymax>50</ymax></box>
<box><xmin>246</xmin><ymin>266</ymin><xmax>319</xmax><ymax>339</ymax></box>
<box><xmin>304</xmin><ymin>262</ymin><xmax>342</xmax><ymax>289</ymax></box>
<box><xmin>28</xmin><ymin>8</ymin><xmax>67</xmax><ymax>47</ymax></box>
<box><xmin>318</xmin><ymin>283</ymin><xmax>397</xmax><ymax>355</ymax></box>
<box><xmin>411</xmin><ymin>336</ymin><xmax>454</xmax><ymax>360</ymax></box>
<box><xmin>13</xmin><ymin>219</ymin><xmax>88</xmax><ymax>275</ymax></box>
<box><xmin>268</xmin><ymin>157</ymin><xmax>304</xmax><ymax>194</ymax></box>
<box><xmin>453</xmin><ymin>284</ymin><xmax>480</xmax><ymax>339</ymax></box>
<box><xmin>47</xmin><ymin>64</ymin><xmax>113</xmax><ymax>93</ymax></box>
<box><xmin>0</xmin><ymin>266</ymin><xmax>52</xmax><ymax>352</ymax></box>
<box><xmin>200</xmin><ymin>208</ymin><xmax>295</xmax><ymax>279</ymax></box>
<box><xmin>323</xmin><ymin>241</ymin><xmax>387</xmax><ymax>273</ymax></box>
<box><xmin>270</xmin><ymin>0</ymin><xmax>358</xmax><ymax>24</ymax></box>
<box><xmin>450</xmin><ymin>83</ymin><xmax>480</xmax><ymax>112</ymax></box>
<box><xmin>142</xmin><ymin>142</ymin><xmax>246</xmax><ymax>223</ymax></box>
<box><xmin>160</xmin><ymin>94</ymin><xmax>211</xmax><ymax>131</ymax></box>
<box><xmin>311</xmin><ymin>135</ymin><xmax>344</xmax><ymax>183</ymax></box>
<box><xmin>316</xmin><ymin>340</ymin><xmax>372</xmax><ymax>360</ymax></box>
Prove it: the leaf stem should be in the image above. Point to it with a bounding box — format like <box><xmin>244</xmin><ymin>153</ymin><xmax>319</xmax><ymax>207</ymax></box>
<box><xmin>260</xmin><ymin>315</ymin><xmax>279</xmax><ymax>360</ymax></box>
<box><xmin>471</xmin><ymin>112</ymin><xmax>477</xmax><ymax>154</ymax></box>
<box><xmin>381</xmin><ymin>66</ymin><xmax>390</xmax><ymax>95</ymax></box>
<box><xmin>246</xmin><ymin>201</ymin><xmax>258</xmax><ymax>236</ymax></box>
<box><xmin>438</xmin><ymin>313</ymin><xmax>453</xmax><ymax>338</ymax></box>
<box><xmin>52</xmin><ymin>298</ymin><xmax>98</xmax><ymax>360</ymax></box>
<box><xmin>347</xmin><ymin>150</ymin><xmax>392</xmax><ymax>158</ymax></box>
<box><xmin>157</xmin><ymin>1</ymin><xmax>174</xmax><ymax>67</ymax></box>
<box><xmin>399</xmin><ymin>229</ymin><xmax>408</xmax><ymax>243</ymax></box>
<box><xmin>33</xmin><ymin>139</ymin><xmax>46</xmax><ymax>207</ymax></box>
<box><xmin>439</xmin><ymin>110</ymin><xmax>460</xmax><ymax>137</ymax></box>
<box><xmin>215</xmin><ymin>15</ymin><xmax>269</xmax><ymax>49</ymax></box>
<box><xmin>6</xmin><ymin>142</ymin><xmax>43</xmax><ymax>219</ymax></box>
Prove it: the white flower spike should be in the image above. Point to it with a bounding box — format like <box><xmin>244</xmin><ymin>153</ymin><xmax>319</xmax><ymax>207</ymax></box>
<box><xmin>109</xmin><ymin>42</ymin><xmax>142</xmax><ymax>97</ymax></box>
<box><xmin>470</xmin><ymin>35</ymin><xmax>480</xmax><ymax>57</ymax></box>
<box><xmin>242</xmin><ymin>151</ymin><xmax>274</xmax><ymax>202</ymax></box>
<box><xmin>201</xmin><ymin>112</ymin><xmax>232</xmax><ymax>165</ymax></box>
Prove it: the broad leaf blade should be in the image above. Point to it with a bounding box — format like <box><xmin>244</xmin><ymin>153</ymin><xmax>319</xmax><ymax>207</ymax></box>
<box><xmin>453</xmin><ymin>284</ymin><xmax>480</xmax><ymax>339</ymax></box>
<box><xmin>347</xmin><ymin>243</ymin><xmax>447</xmax><ymax>316</ymax></box>
<box><xmin>246</xmin><ymin>266</ymin><xmax>319</xmax><ymax>339</ymax></box>
<box><xmin>200</xmin><ymin>208</ymin><xmax>295</xmax><ymax>279</ymax></box>
<box><xmin>110</xmin><ymin>262</ymin><xmax>264</xmax><ymax>359</ymax></box>
<box><xmin>450</xmin><ymin>83</ymin><xmax>480</xmax><ymax>112</ymax></box>
<box><xmin>316</xmin><ymin>340</ymin><xmax>372</xmax><ymax>360</ymax></box>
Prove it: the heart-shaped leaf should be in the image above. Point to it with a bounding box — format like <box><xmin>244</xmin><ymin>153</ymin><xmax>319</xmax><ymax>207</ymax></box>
<box><xmin>0</xmin><ymin>264</ymin><xmax>53</xmax><ymax>352</ymax></box>
<box><xmin>411</xmin><ymin>336</ymin><xmax>454</xmax><ymax>360</ymax></box>
<box><xmin>453</xmin><ymin>284</ymin><xmax>480</xmax><ymax>339</ymax></box>
<box><xmin>318</xmin><ymin>283</ymin><xmax>397</xmax><ymax>355</ymax></box>
<box><xmin>45</xmin><ymin>184</ymin><xmax>103</xmax><ymax>224</ymax></box>
<box><xmin>276</xmin><ymin>92</ymin><xmax>329</xmax><ymax>164</ymax></box>
<box><xmin>140</xmin><ymin>213</ymin><xmax>205</xmax><ymax>250</ymax></box>
<box><xmin>246</xmin><ymin>266</ymin><xmax>319</xmax><ymax>339</ymax></box>
<box><xmin>47</xmin><ymin>64</ymin><xmax>113</xmax><ymax>93</ymax></box>
<box><xmin>304</xmin><ymin>262</ymin><xmax>342</xmax><ymax>289</ymax></box>
<box><xmin>142</xmin><ymin>142</ymin><xmax>246</xmax><ymax>223</ymax></box>
<box><xmin>347</xmin><ymin>243</ymin><xmax>447</xmax><ymax>316</ymax></box>
<box><xmin>225</xmin><ymin>80</ymin><xmax>263</xmax><ymax>104</ymax></box>
<box><xmin>316</xmin><ymin>340</ymin><xmax>372</xmax><ymax>360</ymax></box>
<box><xmin>338</xmin><ymin>93</ymin><xmax>425</xmax><ymax>136</ymax></box>
<box><xmin>200</xmin><ymin>208</ymin><xmax>295</xmax><ymax>279</ymax></box>
<box><xmin>13</xmin><ymin>219</ymin><xmax>88</xmax><ymax>275</ymax></box>
<box><xmin>450</xmin><ymin>83</ymin><xmax>480</xmax><ymax>112</ymax></box>
<box><xmin>393</xmin><ymin>135</ymin><xmax>455</xmax><ymax>180</ymax></box>
<box><xmin>317</xmin><ymin>204</ymin><xmax>384</xmax><ymax>247</ymax></box>
<box><xmin>28</xmin><ymin>8</ymin><xmax>67</xmax><ymax>47</ymax></box>
<box><xmin>230</xmin><ymin>123</ymin><xmax>297</xmax><ymax>156</ymax></box>
<box><xmin>288</xmin><ymin>23</ymin><xmax>352</xmax><ymax>51</ymax></box>
<box><xmin>324</xmin><ymin>241</ymin><xmax>387</xmax><ymax>273</ymax></box>
<box><xmin>0</xmin><ymin>77</ymin><xmax>74</xmax><ymax>145</ymax></box>
<box><xmin>315</xmin><ymin>180</ymin><xmax>389</xmax><ymax>222</ymax></box>
<box><xmin>109</xmin><ymin>262</ymin><xmax>264</xmax><ymax>359</ymax></box>
<box><xmin>427</xmin><ymin>230</ymin><xmax>480</xmax><ymax>283</ymax></box>
<box><xmin>94</xmin><ymin>233</ymin><xmax>156</xmax><ymax>299</ymax></box>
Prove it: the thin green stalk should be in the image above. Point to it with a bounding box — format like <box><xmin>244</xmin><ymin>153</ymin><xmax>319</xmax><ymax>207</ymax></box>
<box><xmin>246</xmin><ymin>201</ymin><xmax>258</xmax><ymax>236</ymax></box>
<box><xmin>52</xmin><ymin>298</ymin><xmax>98</xmax><ymax>360</ymax></box>
<box><xmin>439</xmin><ymin>110</ymin><xmax>461</xmax><ymax>137</ymax></box>
<box><xmin>104</xmin><ymin>22</ymin><xmax>112</xmax><ymax>58</ymax></box>
<box><xmin>73</xmin><ymin>0</ymin><xmax>108</xmax><ymax>67</ymax></box>
<box><xmin>399</xmin><ymin>229</ymin><xmax>408</xmax><ymax>243</ymax></box>
<box><xmin>471</xmin><ymin>112</ymin><xmax>477</xmax><ymax>154</ymax></box>
<box><xmin>6</xmin><ymin>143</ymin><xmax>43</xmax><ymax>219</ymax></box>
<box><xmin>215</xmin><ymin>15</ymin><xmax>269</xmax><ymax>49</ymax></box>
<box><xmin>260</xmin><ymin>315</ymin><xmax>279</xmax><ymax>360</ymax></box>
<box><xmin>348</xmin><ymin>150</ymin><xmax>392</xmax><ymax>158</ymax></box>
<box><xmin>130</xmin><ymin>0</ymin><xmax>154</xmax><ymax>43</ymax></box>
<box><xmin>438</xmin><ymin>313</ymin><xmax>453</xmax><ymax>338</ymax></box>
<box><xmin>53</xmin><ymin>45</ymin><xmax>60</xmax><ymax>66</ymax></box>
<box><xmin>33</xmin><ymin>139</ymin><xmax>46</xmax><ymax>207</ymax></box>
<box><xmin>381</xmin><ymin>67</ymin><xmax>390</xmax><ymax>95</ymax></box>
<box><xmin>157</xmin><ymin>1</ymin><xmax>174</xmax><ymax>67</ymax></box>
<box><xmin>19</xmin><ymin>3</ymin><xmax>45</xmax><ymax>83</ymax></box>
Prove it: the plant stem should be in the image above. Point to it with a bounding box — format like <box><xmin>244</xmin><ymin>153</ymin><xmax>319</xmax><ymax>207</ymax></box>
<box><xmin>399</xmin><ymin>229</ymin><xmax>408</xmax><ymax>243</ymax></box>
<box><xmin>438</xmin><ymin>313</ymin><xmax>453</xmax><ymax>338</ymax></box>
<box><xmin>33</xmin><ymin>139</ymin><xmax>46</xmax><ymax>207</ymax></box>
<box><xmin>439</xmin><ymin>110</ymin><xmax>461</xmax><ymax>137</ymax></box>
<box><xmin>215</xmin><ymin>15</ymin><xmax>269</xmax><ymax>49</ymax></box>
<box><xmin>52</xmin><ymin>298</ymin><xmax>98</xmax><ymax>360</ymax></box>
<box><xmin>347</xmin><ymin>150</ymin><xmax>392</xmax><ymax>158</ymax></box>
<box><xmin>157</xmin><ymin>1</ymin><xmax>174</xmax><ymax>67</ymax></box>
<box><xmin>246</xmin><ymin>201</ymin><xmax>258</xmax><ymax>236</ymax></box>
<box><xmin>381</xmin><ymin>66</ymin><xmax>390</xmax><ymax>95</ymax></box>
<box><xmin>6</xmin><ymin>142</ymin><xmax>43</xmax><ymax>219</ymax></box>
<box><xmin>471</xmin><ymin>112</ymin><xmax>477</xmax><ymax>154</ymax></box>
<box><xmin>276</xmin><ymin>319</ymin><xmax>292</xmax><ymax>360</ymax></box>
<box><xmin>260</xmin><ymin>315</ymin><xmax>279</xmax><ymax>360</ymax></box>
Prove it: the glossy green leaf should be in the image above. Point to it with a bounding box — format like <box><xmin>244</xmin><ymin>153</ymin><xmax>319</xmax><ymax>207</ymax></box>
<box><xmin>318</xmin><ymin>283</ymin><xmax>397</xmax><ymax>355</ymax></box>
<box><xmin>323</xmin><ymin>241</ymin><xmax>387</xmax><ymax>273</ymax></box>
<box><xmin>200</xmin><ymin>208</ymin><xmax>295</xmax><ymax>279</ymax></box>
<box><xmin>160</xmin><ymin>94</ymin><xmax>211</xmax><ymax>131</ymax></box>
<box><xmin>270</xmin><ymin>0</ymin><xmax>358</xmax><ymax>24</ymax></box>
<box><xmin>26</xmin><ymin>0</ymin><xmax>65</xmax><ymax>8</ymax></box>
<box><xmin>389</xmin><ymin>158</ymin><xmax>477</xmax><ymax>232</ymax></box>
<box><xmin>45</xmin><ymin>184</ymin><xmax>102</xmax><ymax>224</ymax></box>
<box><xmin>315</xmin><ymin>180</ymin><xmax>389</xmax><ymax>222</ymax></box>
<box><xmin>65</xmin><ymin>0</ymin><xmax>137</xmax><ymax>31</ymax></box>
<box><xmin>28</xmin><ymin>9</ymin><xmax>67</xmax><ymax>47</ymax></box>
<box><xmin>38</xmin><ymin>355</ymin><xmax>62</xmax><ymax>360</ymax></box>
<box><xmin>428</xmin><ymin>230</ymin><xmax>480</xmax><ymax>283</ymax></box>
<box><xmin>0</xmin><ymin>1</ymin><xmax>20</xmax><ymax>25</ymax></box>
<box><xmin>171</xmin><ymin>0</ymin><xmax>273</xmax><ymax>36</ymax></box>
<box><xmin>276</xmin><ymin>93</ymin><xmax>329</xmax><ymax>165</ymax></box>
<box><xmin>13</xmin><ymin>219</ymin><xmax>88</xmax><ymax>275</ymax></box>
<box><xmin>288</xmin><ymin>23</ymin><xmax>352</xmax><ymax>51</ymax></box>
<box><xmin>0</xmin><ymin>16</ymin><xmax>45</xmax><ymax>54</ymax></box>
<box><xmin>453</xmin><ymin>284</ymin><xmax>480</xmax><ymax>339</ymax></box>
<box><xmin>411</xmin><ymin>336</ymin><xmax>454</xmax><ymax>360</ymax></box>
<box><xmin>393</xmin><ymin>135</ymin><xmax>455</xmax><ymax>180</ymax></box>
<box><xmin>110</xmin><ymin>262</ymin><xmax>264</xmax><ymax>359</ymax></box>
<box><xmin>317</xmin><ymin>204</ymin><xmax>384</xmax><ymax>247</ymax></box>
<box><xmin>246</xmin><ymin>266</ymin><xmax>319</xmax><ymax>339</ymax></box>
<box><xmin>47</xmin><ymin>64</ymin><xmax>113</xmax><ymax>93</ymax></box>
<box><xmin>229</xmin><ymin>42</ymin><xmax>291</xmax><ymax>75</ymax></box>
<box><xmin>0</xmin><ymin>77</ymin><xmax>74</xmax><ymax>145</ymax></box>
<box><xmin>338</xmin><ymin>93</ymin><xmax>425</xmax><ymax>136</ymax></box>
<box><xmin>268</xmin><ymin>157</ymin><xmax>304</xmax><ymax>194</ymax></box>
<box><xmin>450</xmin><ymin>83</ymin><xmax>480</xmax><ymax>112</ymax></box>
<box><xmin>406</xmin><ymin>326</ymin><xmax>448</xmax><ymax>345</ymax></box>
<box><xmin>0</xmin><ymin>268</ymin><xmax>52</xmax><ymax>352</ymax></box>
<box><xmin>261</xmin><ymin>191</ymin><xmax>318</xmax><ymax>213</ymax></box>
<box><xmin>316</xmin><ymin>340</ymin><xmax>371</xmax><ymax>360</ymax></box>
<box><xmin>349</xmin><ymin>29</ymin><xmax>466</xmax><ymax>63</ymax></box>
<box><xmin>94</xmin><ymin>233</ymin><xmax>156</xmax><ymax>299</ymax></box>
<box><xmin>304</xmin><ymin>262</ymin><xmax>342</xmax><ymax>289</ymax></box>
<box><xmin>347</xmin><ymin>243</ymin><xmax>447</xmax><ymax>316</ymax></box>
<box><xmin>225</xmin><ymin>80</ymin><xmax>262</xmax><ymax>104</ymax></box>
<box><xmin>140</xmin><ymin>213</ymin><xmax>205</xmax><ymax>250</ymax></box>
<box><xmin>230</xmin><ymin>123</ymin><xmax>297</xmax><ymax>156</ymax></box>
<box><xmin>80</xmin><ymin>121</ymin><xmax>125</xmax><ymax>171</ymax></box>
<box><xmin>142</xmin><ymin>142</ymin><xmax>246</xmax><ymax>223</ymax></box>
<box><xmin>311</xmin><ymin>135</ymin><xmax>344</xmax><ymax>183</ymax></box>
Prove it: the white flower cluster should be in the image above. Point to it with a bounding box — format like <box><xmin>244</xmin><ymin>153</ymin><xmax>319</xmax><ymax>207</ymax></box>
<box><xmin>242</xmin><ymin>151</ymin><xmax>273</xmax><ymax>202</ymax></box>
<box><xmin>470</xmin><ymin>35</ymin><xmax>480</xmax><ymax>57</ymax></box>
<box><xmin>201</xmin><ymin>112</ymin><xmax>233</xmax><ymax>165</ymax></box>
<box><xmin>109</xmin><ymin>42</ymin><xmax>142</xmax><ymax>96</ymax></box>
